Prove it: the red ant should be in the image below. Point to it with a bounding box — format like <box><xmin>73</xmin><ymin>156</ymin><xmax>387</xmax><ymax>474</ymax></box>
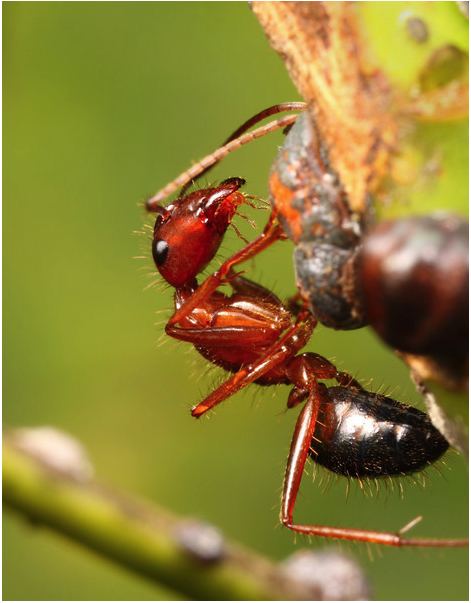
<box><xmin>145</xmin><ymin>104</ymin><xmax>467</xmax><ymax>548</ymax></box>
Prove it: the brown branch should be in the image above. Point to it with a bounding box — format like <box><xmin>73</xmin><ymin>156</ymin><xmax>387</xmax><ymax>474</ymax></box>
<box><xmin>251</xmin><ymin>1</ymin><xmax>397</xmax><ymax>213</ymax></box>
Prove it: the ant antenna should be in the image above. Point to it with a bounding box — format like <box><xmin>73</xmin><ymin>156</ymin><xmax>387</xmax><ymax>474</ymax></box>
<box><xmin>146</xmin><ymin>102</ymin><xmax>306</xmax><ymax>212</ymax></box>
<box><xmin>223</xmin><ymin>102</ymin><xmax>306</xmax><ymax>145</ymax></box>
<box><xmin>179</xmin><ymin>102</ymin><xmax>307</xmax><ymax>196</ymax></box>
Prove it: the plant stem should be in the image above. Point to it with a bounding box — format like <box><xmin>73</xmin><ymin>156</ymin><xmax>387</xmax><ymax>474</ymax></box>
<box><xmin>3</xmin><ymin>437</ymin><xmax>313</xmax><ymax>600</ymax></box>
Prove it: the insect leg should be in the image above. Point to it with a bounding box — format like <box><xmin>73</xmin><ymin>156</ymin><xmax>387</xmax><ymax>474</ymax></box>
<box><xmin>281</xmin><ymin>387</ymin><xmax>468</xmax><ymax>547</ymax></box>
<box><xmin>191</xmin><ymin>311</ymin><xmax>316</xmax><ymax>418</ymax></box>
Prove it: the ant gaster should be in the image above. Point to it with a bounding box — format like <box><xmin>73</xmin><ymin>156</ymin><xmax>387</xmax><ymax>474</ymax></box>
<box><xmin>146</xmin><ymin>104</ymin><xmax>467</xmax><ymax>547</ymax></box>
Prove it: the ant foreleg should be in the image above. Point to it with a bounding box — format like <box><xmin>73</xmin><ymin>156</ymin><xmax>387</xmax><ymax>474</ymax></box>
<box><xmin>191</xmin><ymin>310</ymin><xmax>316</xmax><ymax>418</ymax></box>
<box><xmin>169</xmin><ymin>211</ymin><xmax>285</xmax><ymax>326</ymax></box>
<box><xmin>281</xmin><ymin>386</ymin><xmax>468</xmax><ymax>548</ymax></box>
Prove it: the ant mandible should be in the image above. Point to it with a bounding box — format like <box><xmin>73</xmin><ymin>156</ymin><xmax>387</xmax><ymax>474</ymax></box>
<box><xmin>145</xmin><ymin>104</ymin><xmax>467</xmax><ymax>548</ymax></box>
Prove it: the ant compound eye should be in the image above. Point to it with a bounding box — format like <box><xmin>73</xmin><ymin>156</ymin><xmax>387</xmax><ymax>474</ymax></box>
<box><xmin>152</xmin><ymin>239</ymin><xmax>169</xmax><ymax>266</ymax></box>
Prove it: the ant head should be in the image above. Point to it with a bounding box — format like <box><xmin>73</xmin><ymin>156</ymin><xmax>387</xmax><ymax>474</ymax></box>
<box><xmin>151</xmin><ymin>177</ymin><xmax>246</xmax><ymax>288</ymax></box>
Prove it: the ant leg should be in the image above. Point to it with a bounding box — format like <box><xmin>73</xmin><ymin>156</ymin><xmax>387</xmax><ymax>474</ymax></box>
<box><xmin>281</xmin><ymin>389</ymin><xmax>468</xmax><ymax>547</ymax></box>
<box><xmin>191</xmin><ymin>311</ymin><xmax>316</xmax><ymax>418</ymax></box>
<box><xmin>169</xmin><ymin>210</ymin><xmax>285</xmax><ymax>326</ymax></box>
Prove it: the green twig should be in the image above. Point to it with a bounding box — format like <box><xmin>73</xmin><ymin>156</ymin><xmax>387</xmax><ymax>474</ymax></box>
<box><xmin>3</xmin><ymin>442</ymin><xmax>280</xmax><ymax>599</ymax></box>
<box><xmin>3</xmin><ymin>431</ymin><xmax>368</xmax><ymax>600</ymax></box>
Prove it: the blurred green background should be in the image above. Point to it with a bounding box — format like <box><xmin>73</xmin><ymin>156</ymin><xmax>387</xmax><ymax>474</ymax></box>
<box><xmin>3</xmin><ymin>3</ymin><xmax>468</xmax><ymax>600</ymax></box>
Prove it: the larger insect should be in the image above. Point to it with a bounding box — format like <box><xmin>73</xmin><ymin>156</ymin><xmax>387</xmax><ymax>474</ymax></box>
<box><xmin>145</xmin><ymin>104</ymin><xmax>467</xmax><ymax>547</ymax></box>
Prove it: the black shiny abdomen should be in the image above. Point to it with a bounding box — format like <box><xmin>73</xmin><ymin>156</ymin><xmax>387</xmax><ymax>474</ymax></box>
<box><xmin>312</xmin><ymin>386</ymin><xmax>449</xmax><ymax>478</ymax></box>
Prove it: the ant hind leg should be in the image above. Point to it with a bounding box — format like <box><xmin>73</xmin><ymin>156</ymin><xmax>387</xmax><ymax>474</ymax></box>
<box><xmin>281</xmin><ymin>385</ymin><xmax>468</xmax><ymax>547</ymax></box>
